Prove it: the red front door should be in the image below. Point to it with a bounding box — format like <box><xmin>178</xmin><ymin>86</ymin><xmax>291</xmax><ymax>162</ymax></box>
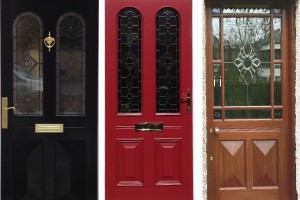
<box><xmin>105</xmin><ymin>0</ymin><xmax>193</xmax><ymax>199</ymax></box>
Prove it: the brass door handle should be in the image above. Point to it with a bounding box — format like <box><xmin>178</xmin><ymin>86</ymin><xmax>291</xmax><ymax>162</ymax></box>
<box><xmin>3</xmin><ymin>107</ymin><xmax>15</xmax><ymax>110</ymax></box>
<box><xmin>2</xmin><ymin>97</ymin><xmax>15</xmax><ymax>129</ymax></box>
<box><xmin>209</xmin><ymin>127</ymin><xmax>220</xmax><ymax>135</ymax></box>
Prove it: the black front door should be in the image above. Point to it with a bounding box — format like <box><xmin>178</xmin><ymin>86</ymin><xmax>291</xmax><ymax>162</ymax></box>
<box><xmin>1</xmin><ymin>0</ymin><xmax>98</xmax><ymax>199</ymax></box>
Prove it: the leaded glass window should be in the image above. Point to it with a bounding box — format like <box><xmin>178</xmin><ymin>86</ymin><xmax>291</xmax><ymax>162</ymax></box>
<box><xmin>118</xmin><ymin>8</ymin><xmax>142</xmax><ymax>113</ymax></box>
<box><xmin>13</xmin><ymin>12</ymin><xmax>43</xmax><ymax>115</ymax></box>
<box><xmin>56</xmin><ymin>13</ymin><xmax>86</xmax><ymax>115</ymax></box>
<box><xmin>156</xmin><ymin>8</ymin><xmax>180</xmax><ymax>113</ymax></box>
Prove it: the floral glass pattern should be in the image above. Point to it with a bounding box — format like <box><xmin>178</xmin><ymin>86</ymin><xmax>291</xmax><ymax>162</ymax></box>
<box><xmin>13</xmin><ymin>12</ymin><xmax>43</xmax><ymax>115</ymax></box>
<box><xmin>233</xmin><ymin>43</ymin><xmax>261</xmax><ymax>85</ymax></box>
<box><xmin>156</xmin><ymin>8</ymin><xmax>180</xmax><ymax>113</ymax></box>
<box><xmin>56</xmin><ymin>13</ymin><xmax>86</xmax><ymax>115</ymax></box>
<box><xmin>118</xmin><ymin>8</ymin><xmax>142</xmax><ymax>113</ymax></box>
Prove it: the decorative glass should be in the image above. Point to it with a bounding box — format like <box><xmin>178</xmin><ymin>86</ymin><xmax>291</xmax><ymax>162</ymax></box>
<box><xmin>13</xmin><ymin>12</ymin><xmax>43</xmax><ymax>115</ymax></box>
<box><xmin>118</xmin><ymin>8</ymin><xmax>142</xmax><ymax>113</ymax></box>
<box><xmin>214</xmin><ymin>110</ymin><xmax>222</xmax><ymax>119</ymax></box>
<box><xmin>212</xmin><ymin>18</ymin><xmax>220</xmax><ymax>60</ymax></box>
<box><xmin>56</xmin><ymin>13</ymin><xmax>86</xmax><ymax>115</ymax></box>
<box><xmin>224</xmin><ymin>17</ymin><xmax>271</xmax><ymax>106</ymax></box>
<box><xmin>212</xmin><ymin>8</ymin><xmax>221</xmax><ymax>14</ymax></box>
<box><xmin>273</xmin><ymin>9</ymin><xmax>282</xmax><ymax>14</ymax></box>
<box><xmin>274</xmin><ymin>109</ymin><xmax>282</xmax><ymax>119</ymax></box>
<box><xmin>223</xmin><ymin>7</ymin><xmax>270</xmax><ymax>14</ymax></box>
<box><xmin>156</xmin><ymin>8</ymin><xmax>180</xmax><ymax>113</ymax></box>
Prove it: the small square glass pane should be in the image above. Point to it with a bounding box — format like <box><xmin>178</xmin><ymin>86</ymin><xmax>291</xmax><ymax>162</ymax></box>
<box><xmin>212</xmin><ymin>8</ymin><xmax>221</xmax><ymax>14</ymax></box>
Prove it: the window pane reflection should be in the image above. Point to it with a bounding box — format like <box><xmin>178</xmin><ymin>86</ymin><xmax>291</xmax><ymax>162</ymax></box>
<box><xmin>13</xmin><ymin>12</ymin><xmax>43</xmax><ymax>115</ymax></box>
<box><xmin>224</xmin><ymin>17</ymin><xmax>271</xmax><ymax>106</ymax></box>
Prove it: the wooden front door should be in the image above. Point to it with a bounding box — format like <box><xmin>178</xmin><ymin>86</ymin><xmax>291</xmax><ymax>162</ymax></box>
<box><xmin>1</xmin><ymin>0</ymin><xmax>98</xmax><ymax>199</ymax></box>
<box><xmin>206</xmin><ymin>3</ymin><xmax>296</xmax><ymax>200</ymax></box>
<box><xmin>105</xmin><ymin>0</ymin><xmax>193</xmax><ymax>199</ymax></box>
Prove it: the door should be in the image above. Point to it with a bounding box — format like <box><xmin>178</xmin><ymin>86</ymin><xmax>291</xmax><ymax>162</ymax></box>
<box><xmin>105</xmin><ymin>0</ymin><xmax>193</xmax><ymax>199</ymax></box>
<box><xmin>207</xmin><ymin>3</ymin><xmax>295</xmax><ymax>200</ymax></box>
<box><xmin>1</xmin><ymin>0</ymin><xmax>98</xmax><ymax>199</ymax></box>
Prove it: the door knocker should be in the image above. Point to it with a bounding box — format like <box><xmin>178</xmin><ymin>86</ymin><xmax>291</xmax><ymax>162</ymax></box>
<box><xmin>44</xmin><ymin>31</ymin><xmax>55</xmax><ymax>52</ymax></box>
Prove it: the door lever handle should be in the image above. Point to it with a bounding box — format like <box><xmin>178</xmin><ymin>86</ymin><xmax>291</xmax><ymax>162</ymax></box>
<box><xmin>3</xmin><ymin>107</ymin><xmax>16</xmax><ymax>110</ymax></box>
<box><xmin>180</xmin><ymin>89</ymin><xmax>191</xmax><ymax>114</ymax></box>
<box><xmin>2</xmin><ymin>97</ymin><xmax>15</xmax><ymax>129</ymax></box>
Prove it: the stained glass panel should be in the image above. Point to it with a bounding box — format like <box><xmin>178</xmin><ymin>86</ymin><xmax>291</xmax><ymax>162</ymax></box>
<box><xmin>223</xmin><ymin>7</ymin><xmax>270</xmax><ymax>14</ymax></box>
<box><xmin>56</xmin><ymin>13</ymin><xmax>86</xmax><ymax>115</ymax></box>
<box><xmin>156</xmin><ymin>8</ymin><xmax>180</xmax><ymax>113</ymax></box>
<box><xmin>118</xmin><ymin>8</ymin><xmax>141</xmax><ymax>113</ymax></box>
<box><xmin>13</xmin><ymin>12</ymin><xmax>43</xmax><ymax>115</ymax></box>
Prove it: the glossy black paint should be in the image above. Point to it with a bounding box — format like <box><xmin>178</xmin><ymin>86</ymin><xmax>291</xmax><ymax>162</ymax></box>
<box><xmin>1</xmin><ymin>0</ymin><xmax>98</xmax><ymax>199</ymax></box>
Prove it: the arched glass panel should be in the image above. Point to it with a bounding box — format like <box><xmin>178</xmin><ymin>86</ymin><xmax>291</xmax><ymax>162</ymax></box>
<box><xmin>156</xmin><ymin>8</ymin><xmax>180</xmax><ymax>113</ymax></box>
<box><xmin>56</xmin><ymin>13</ymin><xmax>86</xmax><ymax>115</ymax></box>
<box><xmin>13</xmin><ymin>12</ymin><xmax>43</xmax><ymax>115</ymax></box>
<box><xmin>118</xmin><ymin>8</ymin><xmax>142</xmax><ymax>113</ymax></box>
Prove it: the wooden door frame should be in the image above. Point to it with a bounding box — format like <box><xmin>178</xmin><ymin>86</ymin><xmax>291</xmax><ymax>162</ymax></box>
<box><xmin>205</xmin><ymin>0</ymin><xmax>296</xmax><ymax>199</ymax></box>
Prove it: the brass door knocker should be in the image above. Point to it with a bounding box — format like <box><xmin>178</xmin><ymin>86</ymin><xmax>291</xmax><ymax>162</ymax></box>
<box><xmin>44</xmin><ymin>31</ymin><xmax>55</xmax><ymax>52</ymax></box>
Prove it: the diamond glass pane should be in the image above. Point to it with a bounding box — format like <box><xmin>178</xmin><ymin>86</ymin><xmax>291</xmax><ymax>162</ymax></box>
<box><xmin>118</xmin><ymin>8</ymin><xmax>142</xmax><ymax>113</ymax></box>
<box><xmin>56</xmin><ymin>13</ymin><xmax>86</xmax><ymax>115</ymax></box>
<box><xmin>13</xmin><ymin>12</ymin><xmax>43</xmax><ymax>115</ymax></box>
<box><xmin>156</xmin><ymin>8</ymin><xmax>180</xmax><ymax>113</ymax></box>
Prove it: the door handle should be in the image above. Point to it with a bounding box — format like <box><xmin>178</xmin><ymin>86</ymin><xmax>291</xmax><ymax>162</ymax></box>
<box><xmin>209</xmin><ymin>127</ymin><xmax>220</xmax><ymax>135</ymax></box>
<box><xmin>180</xmin><ymin>89</ymin><xmax>191</xmax><ymax>114</ymax></box>
<box><xmin>2</xmin><ymin>97</ymin><xmax>15</xmax><ymax>129</ymax></box>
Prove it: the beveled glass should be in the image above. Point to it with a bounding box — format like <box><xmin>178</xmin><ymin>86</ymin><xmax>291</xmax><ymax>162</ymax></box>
<box><xmin>13</xmin><ymin>12</ymin><xmax>43</xmax><ymax>115</ymax></box>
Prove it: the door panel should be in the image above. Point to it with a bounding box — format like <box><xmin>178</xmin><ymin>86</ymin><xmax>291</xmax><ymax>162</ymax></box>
<box><xmin>207</xmin><ymin>4</ymin><xmax>293</xmax><ymax>200</ymax></box>
<box><xmin>1</xmin><ymin>0</ymin><xmax>98</xmax><ymax>199</ymax></box>
<box><xmin>105</xmin><ymin>0</ymin><xmax>193</xmax><ymax>199</ymax></box>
